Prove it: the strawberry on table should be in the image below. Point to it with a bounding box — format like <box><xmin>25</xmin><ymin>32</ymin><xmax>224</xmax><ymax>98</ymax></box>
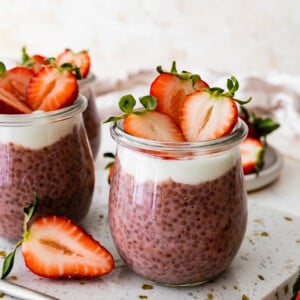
<box><xmin>1</xmin><ymin>194</ymin><xmax>114</xmax><ymax>279</ymax></box>
<box><xmin>56</xmin><ymin>49</ymin><xmax>91</xmax><ymax>79</ymax></box>
<box><xmin>240</xmin><ymin>137</ymin><xmax>264</xmax><ymax>175</ymax></box>
<box><xmin>104</xmin><ymin>94</ymin><xmax>185</xmax><ymax>142</ymax></box>
<box><xmin>179</xmin><ymin>77</ymin><xmax>251</xmax><ymax>142</ymax></box>
<box><xmin>150</xmin><ymin>61</ymin><xmax>209</xmax><ymax>125</ymax></box>
<box><xmin>26</xmin><ymin>60</ymin><xmax>80</xmax><ymax>112</ymax></box>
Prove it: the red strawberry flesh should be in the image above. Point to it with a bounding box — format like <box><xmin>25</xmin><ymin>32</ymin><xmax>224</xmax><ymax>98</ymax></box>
<box><xmin>150</xmin><ymin>73</ymin><xmax>208</xmax><ymax>125</ymax></box>
<box><xmin>56</xmin><ymin>49</ymin><xmax>91</xmax><ymax>79</ymax></box>
<box><xmin>179</xmin><ymin>91</ymin><xmax>238</xmax><ymax>142</ymax></box>
<box><xmin>124</xmin><ymin>110</ymin><xmax>186</xmax><ymax>142</ymax></box>
<box><xmin>26</xmin><ymin>66</ymin><xmax>78</xmax><ymax>111</ymax></box>
<box><xmin>21</xmin><ymin>216</ymin><xmax>114</xmax><ymax>278</ymax></box>
<box><xmin>240</xmin><ymin>137</ymin><xmax>264</xmax><ymax>174</ymax></box>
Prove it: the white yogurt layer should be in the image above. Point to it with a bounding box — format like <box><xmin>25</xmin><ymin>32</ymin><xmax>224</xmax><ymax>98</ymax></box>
<box><xmin>0</xmin><ymin>111</ymin><xmax>77</xmax><ymax>149</ymax></box>
<box><xmin>118</xmin><ymin>145</ymin><xmax>240</xmax><ymax>184</ymax></box>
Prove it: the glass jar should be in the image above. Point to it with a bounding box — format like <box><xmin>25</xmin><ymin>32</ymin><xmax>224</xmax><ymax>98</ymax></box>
<box><xmin>79</xmin><ymin>73</ymin><xmax>101</xmax><ymax>159</ymax></box>
<box><xmin>0</xmin><ymin>95</ymin><xmax>95</xmax><ymax>241</ymax></box>
<box><xmin>109</xmin><ymin>119</ymin><xmax>248</xmax><ymax>286</ymax></box>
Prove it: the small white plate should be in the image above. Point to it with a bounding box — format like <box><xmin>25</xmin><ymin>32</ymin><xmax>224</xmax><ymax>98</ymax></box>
<box><xmin>245</xmin><ymin>145</ymin><xmax>284</xmax><ymax>192</ymax></box>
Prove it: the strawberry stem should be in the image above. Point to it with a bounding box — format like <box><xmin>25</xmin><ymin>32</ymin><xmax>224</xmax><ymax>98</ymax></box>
<box><xmin>156</xmin><ymin>61</ymin><xmax>201</xmax><ymax>87</ymax></box>
<box><xmin>207</xmin><ymin>76</ymin><xmax>252</xmax><ymax>105</ymax></box>
<box><xmin>46</xmin><ymin>57</ymin><xmax>82</xmax><ymax>80</ymax></box>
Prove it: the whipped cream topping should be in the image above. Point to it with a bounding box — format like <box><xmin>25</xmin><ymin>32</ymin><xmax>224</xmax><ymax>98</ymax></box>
<box><xmin>118</xmin><ymin>145</ymin><xmax>240</xmax><ymax>184</ymax></box>
<box><xmin>0</xmin><ymin>111</ymin><xmax>77</xmax><ymax>149</ymax></box>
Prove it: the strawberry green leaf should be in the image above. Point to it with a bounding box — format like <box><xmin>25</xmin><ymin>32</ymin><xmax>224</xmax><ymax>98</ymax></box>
<box><xmin>1</xmin><ymin>248</ymin><xmax>17</xmax><ymax>279</ymax></box>
<box><xmin>139</xmin><ymin>95</ymin><xmax>157</xmax><ymax>111</ymax></box>
<box><xmin>1</xmin><ymin>239</ymin><xmax>23</xmax><ymax>279</ymax></box>
<box><xmin>21</xmin><ymin>46</ymin><xmax>33</xmax><ymax>67</ymax></box>
<box><xmin>103</xmin><ymin>152</ymin><xmax>115</xmax><ymax>159</ymax></box>
<box><xmin>156</xmin><ymin>61</ymin><xmax>201</xmax><ymax>87</ymax></box>
<box><xmin>251</xmin><ymin>114</ymin><xmax>280</xmax><ymax>138</ymax></box>
<box><xmin>24</xmin><ymin>193</ymin><xmax>39</xmax><ymax>227</ymax></box>
<box><xmin>0</xmin><ymin>62</ymin><xmax>6</xmax><ymax>77</ymax></box>
<box><xmin>119</xmin><ymin>94</ymin><xmax>136</xmax><ymax>113</ymax></box>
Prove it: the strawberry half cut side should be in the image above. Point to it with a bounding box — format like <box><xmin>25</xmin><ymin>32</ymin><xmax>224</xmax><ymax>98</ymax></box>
<box><xmin>26</xmin><ymin>65</ymin><xmax>79</xmax><ymax>111</ymax></box>
<box><xmin>179</xmin><ymin>90</ymin><xmax>238</xmax><ymax>142</ymax></box>
<box><xmin>56</xmin><ymin>49</ymin><xmax>91</xmax><ymax>79</ymax></box>
<box><xmin>150</xmin><ymin>70</ymin><xmax>208</xmax><ymax>125</ymax></box>
<box><xmin>124</xmin><ymin>110</ymin><xmax>186</xmax><ymax>142</ymax></box>
<box><xmin>22</xmin><ymin>215</ymin><xmax>114</xmax><ymax>278</ymax></box>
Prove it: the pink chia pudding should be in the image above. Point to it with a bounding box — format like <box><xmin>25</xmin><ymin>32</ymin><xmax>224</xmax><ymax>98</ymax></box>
<box><xmin>0</xmin><ymin>96</ymin><xmax>95</xmax><ymax>240</ymax></box>
<box><xmin>108</xmin><ymin>120</ymin><xmax>248</xmax><ymax>286</ymax></box>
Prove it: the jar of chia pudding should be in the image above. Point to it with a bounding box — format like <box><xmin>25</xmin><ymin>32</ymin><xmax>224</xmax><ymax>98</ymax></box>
<box><xmin>0</xmin><ymin>95</ymin><xmax>95</xmax><ymax>241</ymax></box>
<box><xmin>109</xmin><ymin>119</ymin><xmax>248</xmax><ymax>286</ymax></box>
<box><xmin>79</xmin><ymin>73</ymin><xmax>101</xmax><ymax>159</ymax></box>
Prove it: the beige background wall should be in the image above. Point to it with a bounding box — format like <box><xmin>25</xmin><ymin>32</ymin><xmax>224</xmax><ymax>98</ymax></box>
<box><xmin>0</xmin><ymin>0</ymin><xmax>299</xmax><ymax>80</ymax></box>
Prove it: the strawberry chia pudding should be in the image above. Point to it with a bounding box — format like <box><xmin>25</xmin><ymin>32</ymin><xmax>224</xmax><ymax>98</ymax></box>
<box><xmin>0</xmin><ymin>96</ymin><xmax>95</xmax><ymax>241</ymax></box>
<box><xmin>109</xmin><ymin>119</ymin><xmax>248</xmax><ymax>286</ymax></box>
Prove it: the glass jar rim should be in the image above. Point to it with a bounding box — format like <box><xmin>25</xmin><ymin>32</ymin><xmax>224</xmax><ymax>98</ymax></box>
<box><xmin>111</xmin><ymin>118</ymin><xmax>248</xmax><ymax>154</ymax></box>
<box><xmin>0</xmin><ymin>94</ymin><xmax>87</xmax><ymax>126</ymax></box>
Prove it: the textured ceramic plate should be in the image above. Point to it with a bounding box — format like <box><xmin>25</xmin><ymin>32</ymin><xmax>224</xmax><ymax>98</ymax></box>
<box><xmin>245</xmin><ymin>145</ymin><xmax>283</xmax><ymax>192</ymax></box>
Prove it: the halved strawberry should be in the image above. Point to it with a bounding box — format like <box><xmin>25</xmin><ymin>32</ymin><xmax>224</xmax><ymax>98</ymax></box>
<box><xmin>179</xmin><ymin>90</ymin><xmax>238</xmax><ymax>141</ymax></box>
<box><xmin>150</xmin><ymin>63</ymin><xmax>208</xmax><ymax>125</ymax></box>
<box><xmin>0</xmin><ymin>66</ymin><xmax>34</xmax><ymax>102</ymax></box>
<box><xmin>21</xmin><ymin>47</ymin><xmax>50</xmax><ymax>74</ymax></box>
<box><xmin>21</xmin><ymin>216</ymin><xmax>114</xmax><ymax>278</ymax></box>
<box><xmin>240</xmin><ymin>137</ymin><xmax>264</xmax><ymax>175</ymax></box>
<box><xmin>124</xmin><ymin>110</ymin><xmax>186</xmax><ymax>142</ymax></box>
<box><xmin>56</xmin><ymin>49</ymin><xmax>91</xmax><ymax>79</ymax></box>
<box><xmin>0</xmin><ymin>87</ymin><xmax>32</xmax><ymax>114</ymax></box>
<box><xmin>1</xmin><ymin>195</ymin><xmax>114</xmax><ymax>280</ymax></box>
<box><xmin>27</xmin><ymin>65</ymin><xmax>79</xmax><ymax>111</ymax></box>
<box><xmin>30</xmin><ymin>55</ymin><xmax>50</xmax><ymax>74</ymax></box>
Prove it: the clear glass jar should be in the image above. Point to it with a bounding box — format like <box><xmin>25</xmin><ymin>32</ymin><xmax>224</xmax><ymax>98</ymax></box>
<box><xmin>0</xmin><ymin>95</ymin><xmax>95</xmax><ymax>241</ymax></box>
<box><xmin>109</xmin><ymin>119</ymin><xmax>248</xmax><ymax>286</ymax></box>
<box><xmin>79</xmin><ymin>73</ymin><xmax>101</xmax><ymax>159</ymax></box>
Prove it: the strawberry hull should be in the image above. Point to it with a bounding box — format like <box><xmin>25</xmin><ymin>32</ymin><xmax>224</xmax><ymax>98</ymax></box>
<box><xmin>0</xmin><ymin>96</ymin><xmax>95</xmax><ymax>241</ymax></box>
<box><xmin>108</xmin><ymin>119</ymin><xmax>248</xmax><ymax>286</ymax></box>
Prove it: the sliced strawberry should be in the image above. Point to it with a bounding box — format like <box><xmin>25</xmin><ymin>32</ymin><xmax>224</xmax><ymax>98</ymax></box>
<box><xmin>0</xmin><ymin>66</ymin><xmax>34</xmax><ymax>102</ymax></box>
<box><xmin>124</xmin><ymin>110</ymin><xmax>185</xmax><ymax>142</ymax></box>
<box><xmin>56</xmin><ymin>49</ymin><xmax>91</xmax><ymax>78</ymax></box>
<box><xmin>30</xmin><ymin>54</ymin><xmax>50</xmax><ymax>74</ymax></box>
<box><xmin>27</xmin><ymin>65</ymin><xmax>79</xmax><ymax>111</ymax></box>
<box><xmin>179</xmin><ymin>90</ymin><xmax>238</xmax><ymax>142</ymax></box>
<box><xmin>0</xmin><ymin>87</ymin><xmax>32</xmax><ymax>114</ymax></box>
<box><xmin>21</xmin><ymin>215</ymin><xmax>114</xmax><ymax>278</ymax></box>
<box><xmin>240</xmin><ymin>137</ymin><xmax>264</xmax><ymax>174</ymax></box>
<box><xmin>150</xmin><ymin>72</ymin><xmax>208</xmax><ymax>125</ymax></box>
